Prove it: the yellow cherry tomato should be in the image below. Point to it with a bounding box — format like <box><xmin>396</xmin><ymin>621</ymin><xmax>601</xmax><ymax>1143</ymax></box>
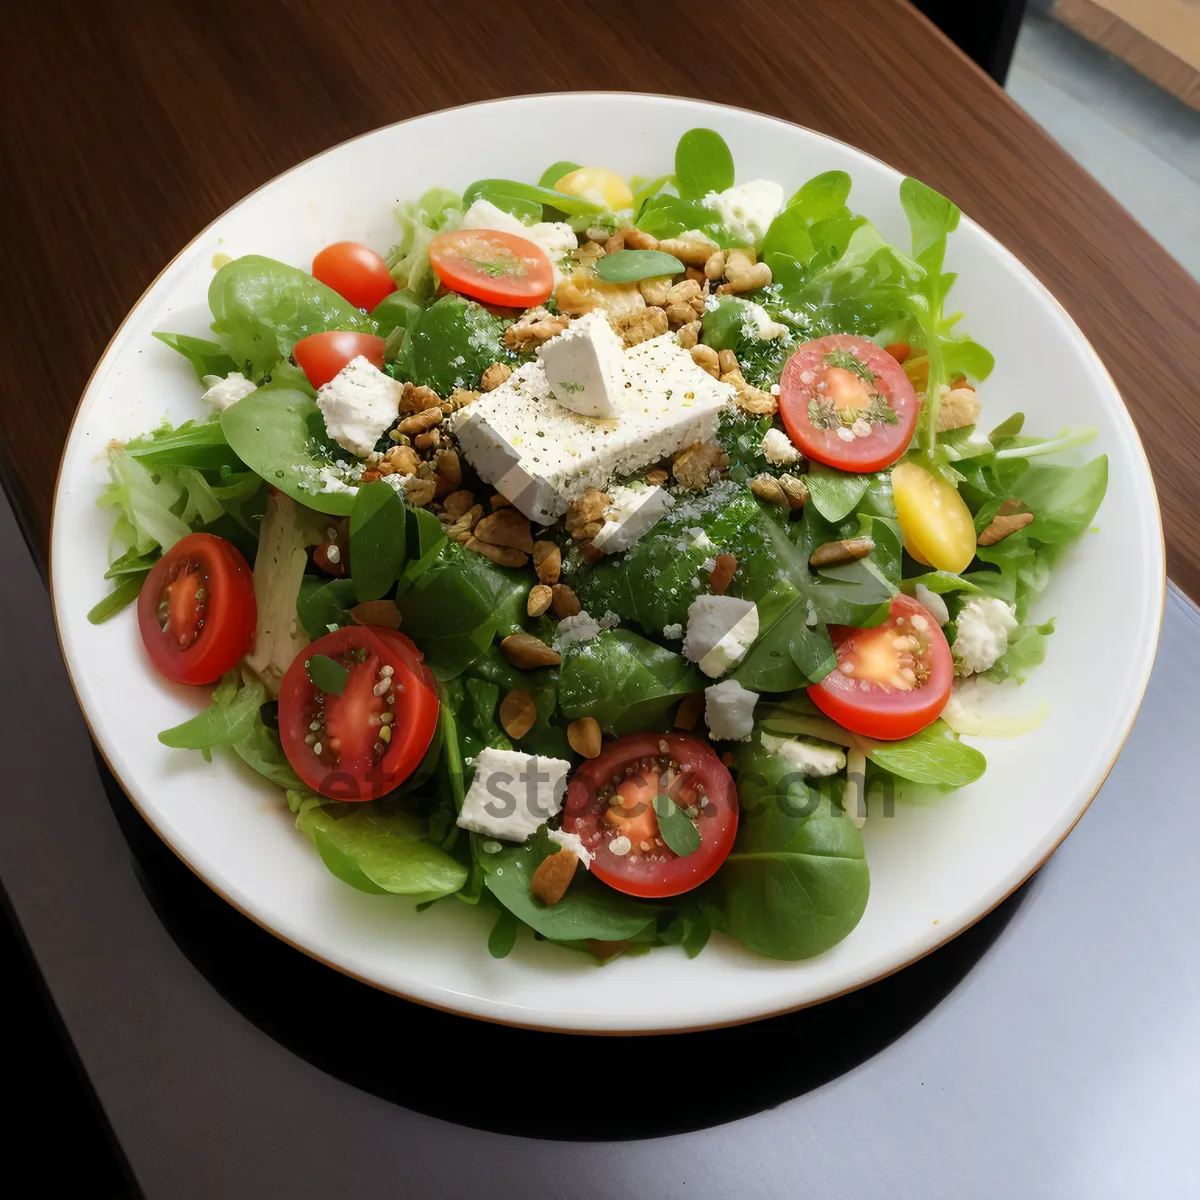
<box><xmin>554</xmin><ymin>167</ymin><xmax>633</xmax><ymax>211</ymax></box>
<box><xmin>891</xmin><ymin>461</ymin><xmax>977</xmax><ymax>574</ymax></box>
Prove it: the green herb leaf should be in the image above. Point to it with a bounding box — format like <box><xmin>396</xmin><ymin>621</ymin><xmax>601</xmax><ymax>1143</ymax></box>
<box><xmin>86</xmin><ymin>573</ymin><xmax>147</xmax><ymax>624</ymax></box>
<box><xmin>652</xmin><ymin>795</ymin><xmax>702</xmax><ymax>857</ymax></box>
<box><xmin>462</xmin><ymin>178</ymin><xmax>602</xmax><ymax>217</ymax></box>
<box><xmin>595</xmin><ymin>249</ymin><xmax>685</xmax><ymax>283</ymax></box>
<box><xmin>297</xmin><ymin>576</ymin><xmax>357</xmax><ymax>639</ymax></box>
<box><xmin>158</xmin><ymin>672</ymin><xmax>267</xmax><ymax>750</ymax></box>
<box><xmin>152</xmin><ymin>331</ymin><xmax>238</xmax><ymax>381</ymax></box>
<box><xmin>863</xmin><ymin>719</ymin><xmax>986</xmax><ymax>787</ymax></box>
<box><xmin>349</xmin><ymin>480</ymin><xmax>408</xmax><ymax>602</ymax></box>
<box><xmin>538</xmin><ymin>160</ymin><xmax>581</xmax><ymax>189</ymax></box>
<box><xmin>805</xmin><ymin>463</ymin><xmax>873</xmax><ymax>522</ymax></box>
<box><xmin>487</xmin><ymin>909</ymin><xmax>519</xmax><ymax>958</ymax></box>
<box><xmin>674</xmin><ymin>128</ymin><xmax>735</xmax><ymax>200</ymax></box>
<box><xmin>307</xmin><ymin>654</ymin><xmax>348</xmax><ymax>695</ymax></box>
<box><xmin>823</xmin><ymin>348</ymin><xmax>875</xmax><ymax>382</ymax></box>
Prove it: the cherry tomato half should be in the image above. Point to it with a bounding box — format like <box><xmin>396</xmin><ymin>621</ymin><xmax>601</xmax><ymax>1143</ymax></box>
<box><xmin>428</xmin><ymin>228</ymin><xmax>554</xmax><ymax>307</ymax></box>
<box><xmin>779</xmin><ymin>334</ymin><xmax>918</xmax><ymax>471</ymax></box>
<box><xmin>293</xmin><ymin>330</ymin><xmax>387</xmax><ymax>390</ymax></box>
<box><xmin>562</xmin><ymin>732</ymin><xmax>738</xmax><ymax>899</ymax></box>
<box><xmin>278</xmin><ymin>626</ymin><xmax>439</xmax><ymax>802</ymax></box>
<box><xmin>808</xmin><ymin>594</ymin><xmax>952</xmax><ymax>741</ymax></box>
<box><xmin>137</xmin><ymin>533</ymin><xmax>257</xmax><ymax>685</ymax></box>
<box><xmin>312</xmin><ymin>241</ymin><xmax>397</xmax><ymax>312</ymax></box>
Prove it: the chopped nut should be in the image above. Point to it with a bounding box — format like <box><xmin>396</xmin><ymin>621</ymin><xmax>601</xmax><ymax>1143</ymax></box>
<box><xmin>474</xmin><ymin>508</ymin><xmax>534</xmax><ymax>553</ymax></box>
<box><xmin>375</xmin><ymin>459</ymin><xmax>396</xmax><ymax>476</ymax></box>
<box><xmin>614</xmin><ymin>306</ymin><xmax>669</xmax><ymax>348</ymax></box>
<box><xmin>684</xmin><ymin>266</ymin><xmax>706</xmax><ymax>284</ymax></box>
<box><xmin>433</xmin><ymin>448</ymin><xmax>461</xmax><ymax>498</ymax></box>
<box><xmin>504</xmin><ymin>308</ymin><xmax>570</xmax><ymax>351</ymax></box>
<box><xmin>709</xmin><ymin>553</ymin><xmax>737</xmax><ymax>594</ymax></box>
<box><xmin>936</xmin><ymin>386</ymin><xmax>982</xmax><ymax>432</ymax></box>
<box><xmin>658</xmin><ymin>232</ymin><xmax>718</xmax><ymax>266</ymax></box>
<box><xmin>574</xmin><ymin>240</ymin><xmax>606</xmax><ymax>268</ymax></box>
<box><xmin>489</xmin><ymin>493</ymin><xmax>512</xmax><ymax>510</ymax></box>
<box><xmin>565</xmin><ymin>487</ymin><xmax>611</xmax><ymax>538</ymax></box>
<box><xmin>718</xmin><ymin>247</ymin><xmax>772</xmax><ymax>294</ymax></box>
<box><xmin>441</xmin><ymin>388</ymin><xmax>478</xmax><ymax>415</ymax></box>
<box><xmin>704</xmin><ymin>249</ymin><xmax>727</xmax><ymax>280</ymax></box>
<box><xmin>465</xmin><ymin>536</ymin><xmax>529</xmax><ymax>568</ymax></box>
<box><xmin>359</xmin><ymin>468</ymin><xmax>381</xmax><ymax>484</ymax></box>
<box><xmin>527</xmin><ymin>583</ymin><xmax>553</xmax><ymax>617</ymax></box>
<box><xmin>977</xmin><ymin>500</ymin><xmax>1034</xmax><ymax>546</ymax></box>
<box><xmin>621</xmin><ymin>227</ymin><xmax>660</xmax><ymax>251</ymax></box>
<box><xmin>387</xmin><ymin>444</ymin><xmax>421</xmax><ymax>475</ymax></box>
<box><xmin>578</xmin><ymin>540</ymin><xmax>606</xmax><ymax>564</ymax></box>
<box><xmin>441</xmin><ymin>489</ymin><xmax>475</xmax><ymax>520</ymax></box>
<box><xmin>718</xmin><ymin>349</ymin><xmax>739</xmax><ymax>376</ymax></box>
<box><xmin>499</xmin><ymin>689</ymin><xmax>537</xmax><ymax>740</ymax></box>
<box><xmin>810</xmin><ymin>537</ymin><xmax>875</xmax><ymax>567</ymax></box>
<box><xmin>638</xmin><ymin>277</ymin><xmax>671</xmax><ymax>307</ymax></box>
<box><xmin>397</xmin><ymin>407</ymin><xmax>442</xmax><ymax>436</ymax></box>
<box><xmin>533</xmin><ymin>540</ymin><xmax>562</xmax><ymax>584</ymax></box>
<box><xmin>444</xmin><ymin>503</ymin><xmax>484</xmax><ymax>541</ymax></box>
<box><xmin>501</xmin><ymin>632</ymin><xmax>561</xmax><ymax>669</ymax></box>
<box><xmin>567</xmin><ymin>717</ymin><xmax>602</xmax><ymax>759</ymax></box>
<box><xmin>604</xmin><ymin>231</ymin><xmax>625</xmax><ymax>255</ymax></box>
<box><xmin>400</xmin><ymin>382</ymin><xmax>442</xmax><ymax>413</ymax></box>
<box><xmin>672</xmin><ymin>441</ymin><xmax>729</xmax><ymax>490</ymax></box>
<box><xmin>531</xmin><ymin>849</ymin><xmax>578</xmax><ymax>906</ymax></box>
<box><xmin>727</xmin><ymin>373</ymin><xmax>778</xmax><ymax>415</ymax></box>
<box><xmin>644</xmin><ymin>468</ymin><xmax>669</xmax><ymax>486</ymax></box>
<box><xmin>674</xmin><ymin>692</ymin><xmax>705</xmax><ymax>731</ymax></box>
<box><xmin>676</xmin><ymin>320</ymin><xmax>702</xmax><ymax>350</ymax></box>
<box><xmin>405</xmin><ymin>477</ymin><xmax>436</xmax><ymax>507</ymax></box>
<box><xmin>349</xmin><ymin>599</ymin><xmax>403</xmax><ymax>630</ymax></box>
<box><xmin>413</xmin><ymin>428</ymin><xmax>441</xmax><ymax>451</ymax></box>
<box><xmin>480</xmin><ymin>362</ymin><xmax>512</xmax><ymax>392</ymax></box>
<box><xmin>690</xmin><ymin>344</ymin><xmax>721</xmax><ymax>378</ymax></box>
<box><xmin>750</xmin><ymin>474</ymin><xmax>787</xmax><ymax>507</ymax></box>
<box><xmin>663</xmin><ymin>278</ymin><xmax>705</xmax><ymax>327</ymax></box>
<box><xmin>779</xmin><ymin>474</ymin><xmax>809</xmax><ymax>510</ymax></box>
<box><xmin>550</xmin><ymin>583</ymin><xmax>581</xmax><ymax>618</ymax></box>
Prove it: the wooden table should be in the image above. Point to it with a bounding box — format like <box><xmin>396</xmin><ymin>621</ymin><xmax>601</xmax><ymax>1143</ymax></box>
<box><xmin>2</xmin><ymin>0</ymin><xmax>1198</xmax><ymax>595</ymax></box>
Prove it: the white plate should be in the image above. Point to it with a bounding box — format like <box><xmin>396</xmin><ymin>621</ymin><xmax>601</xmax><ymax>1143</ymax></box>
<box><xmin>51</xmin><ymin>94</ymin><xmax>1164</xmax><ymax>1033</ymax></box>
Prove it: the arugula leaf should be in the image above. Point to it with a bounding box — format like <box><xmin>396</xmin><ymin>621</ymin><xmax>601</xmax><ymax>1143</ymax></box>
<box><xmin>349</xmin><ymin>481</ymin><xmax>408</xmax><ymax>602</ymax></box>
<box><xmin>595</xmin><ymin>249</ymin><xmax>685</xmax><ymax>283</ymax></box>
<box><xmin>306</xmin><ymin>654</ymin><xmax>348</xmax><ymax>696</ymax></box>
<box><xmin>152</xmin><ymin>331</ymin><xmax>239</xmax><ymax>381</ymax></box>
<box><xmin>674</xmin><ymin>127</ymin><xmax>735</xmax><ymax>200</ymax></box>
<box><xmin>158</xmin><ymin>672</ymin><xmax>266</xmax><ymax>753</ymax></box>
<box><xmin>124</xmin><ymin>417</ymin><xmax>245</xmax><ymax>474</ymax></box>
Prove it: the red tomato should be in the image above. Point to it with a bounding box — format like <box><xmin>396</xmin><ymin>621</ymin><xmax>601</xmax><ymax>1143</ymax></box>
<box><xmin>137</xmin><ymin>533</ymin><xmax>256</xmax><ymax>685</ymax></box>
<box><xmin>428</xmin><ymin>228</ymin><xmax>554</xmax><ymax>307</ymax></box>
<box><xmin>779</xmin><ymin>334</ymin><xmax>918</xmax><ymax>471</ymax></box>
<box><xmin>562</xmin><ymin>732</ymin><xmax>738</xmax><ymax>899</ymax></box>
<box><xmin>278</xmin><ymin>626</ymin><xmax>439</xmax><ymax>802</ymax></box>
<box><xmin>293</xmin><ymin>330</ymin><xmax>387</xmax><ymax>389</ymax></box>
<box><xmin>809</xmin><ymin>594</ymin><xmax>952</xmax><ymax>741</ymax></box>
<box><xmin>312</xmin><ymin>241</ymin><xmax>397</xmax><ymax>311</ymax></box>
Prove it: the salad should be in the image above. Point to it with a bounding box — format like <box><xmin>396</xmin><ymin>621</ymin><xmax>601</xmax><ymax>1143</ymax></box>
<box><xmin>90</xmin><ymin>129</ymin><xmax>1107</xmax><ymax>963</ymax></box>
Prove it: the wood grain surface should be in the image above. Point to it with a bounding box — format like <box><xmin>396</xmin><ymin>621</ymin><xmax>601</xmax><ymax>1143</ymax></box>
<box><xmin>1</xmin><ymin>0</ymin><xmax>1197</xmax><ymax>595</ymax></box>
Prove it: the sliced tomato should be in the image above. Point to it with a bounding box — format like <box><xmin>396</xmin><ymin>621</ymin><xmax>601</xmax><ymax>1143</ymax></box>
<box><xmin>312</xmin><ymin>241</ymin><xmax>397</xmax><ymax>311</ymax></box>
<box><xmin>562</xmin><ymin>732</ymin><xmax>738</xmax><ymax>899</ymax></box>
<box><xmin>779</xmin><ymin>334</ymin><xmax>918</xmax><ymax>471</ymax></box>
<box><xmin>428</xmin><ymin>228</ymin><xmax>554</xmax><ymax>307</ymax></box>
<box><xmin>809</xmin><ymin>593</ymin><xmax>952</xmax><ymax>741</ymax></box>
<box><xmin>294</xmin><ymin>330</ymin><xmax>387</xmax><ymax>389</ymax></box>
<box><xmin>137</xmin><ymin>533</ymin><xmax>256</xmax><ymax>685</ymax></box>
<box><xmin>278</xmin><ymin>626</ymin><xmax>439</xmax><ymax>802</ymax></box>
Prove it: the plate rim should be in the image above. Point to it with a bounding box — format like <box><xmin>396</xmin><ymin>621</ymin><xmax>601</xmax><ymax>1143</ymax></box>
<box><xmin>48</xmin><ymin>91</ymin><xmax>1167</xmax><ymax>1034</ymax></box>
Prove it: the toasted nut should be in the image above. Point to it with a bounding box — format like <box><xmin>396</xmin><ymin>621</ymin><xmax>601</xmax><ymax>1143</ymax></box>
<box><xmin>505</xmin><ymin>311</ymin><xmax>569</xmax><ymax>351</ymax></box>
<box><xmin>500</xmin><ymin>689</ymin><xmax>537</xmax><ymax>739</ymax></box>
<box><xmin>977</xmin><ymin>501</ymin><xmax>1034</xmax><ymax>546</ymax></box>
<box><xmin>644</xmin><ymin>468</ymin><xmax>669</xmax><ymax>486</ymax></box>
<box><xmin>718</xmin><ymin>248</ymin><xmax>772</xmax><ymax>295</ymax></box>
<box><xmin>750</xmin><ymin>474</ymin><xmax>787</xmax><ymax>506</ymax></box>
<box><xmin>718</xmin><ymin>349</ymin><xmax>739</xmax><ymax>376</ymax></box>
<box><xmin>441</xmin><ymin>388</ymin><xmax>478</xmax><ymax>415</ymax></box>
<box><xmin>810</xmin><ymin>536</ymin><xmax>875</xmax><ymax>567</ymax></box>
<box><xmin>936</xmin><ymin>386</ymin><xmax>982</xmax><ymax>432</ymax></box>
<box><xmin>565</xmin><ymin>487</ymin><xmax>611</xmax><ymax>537</ymax></box>
<box><xmin>531</xmin><ymin>849</ymin><xmax>579</xmax><ymax>906</ymax></box>
<box><xmin>674</xmin><ymin>692</ymin><xmax>705</xmax><ymax>731</ymax></box>
<box><xmin>375</xmin><ymin>459</ymin><xmax>396</xmax><ymax>476</ymax></box>
<box><xmin>567</xmin><ymin>717</ymin><xmax>603</xmax><ymax>758</ymax></box>
<box><xmin>349</xmin><ymin>599</ymin><xmax>403</xmax><ymax>630</ymax></box>
<box><xmin>465</xmin><ymin>536</ymin><xmax>529</xmax><ymax>568</ymax></box>
<box><xmin>673</xmin><ymin>441</ymin><xmax>729</xmax><ymax>490</ymax></box>
<box><xmin>604</xmin><ymin>231</ymin><xmax>625</xmax><ymax>255</ymax></box>
<box><xmin>621</xmin><ymin>227</ymin><xmax>660</xmax><ymax>251</ymax></box>
<box><xmin>779</xmin><ymin>473</ymin><xmax>810</xmax><ymax>510</ymax></box>
<box><xmin>501</xmin><ymin>632</ymin><xmax>561</xmax><ymax>669</ymax></box>
<box><xmin>658</xmin><ymin>232</ymin><xmax>718</xmax><ymax>266</ymax></box>
<box><xmin>444</xmin><ymin>503</ymin><xmax>484</xmax><ymax>540</ymax></box>
<box><xmin>704</xmin><ymin>249</ymin><xmax>727</xmax><ymax>280</ymax></box>
<box><xmin>414</xmin><ymin>429</ymin><xmax>441</xmax><ymax>451</ymax></box>
<box><xmin>433</xmin><ymin>448</ymin><xmax>461</xmax><ymax>497</ymax></box>
<box><xmin>405</xmin><ymin>476</ymin><xmax>436</xmax><ymax>507</ymax></box>
<box><xmin>441</xmin><ymin>489</ymin><xmax>475</xmax><ymax>520</ymax></box>
<box><xmin>690</xmin><ymin>344</ymin><xmax>721</xmax><ymax>377</ymax></box>
<box><xmin>684</xmin><ymin>266</ymin><xmax>706</xmax><ymax>284</ymax></box>
<box><xmin>574</xmin><ymin>241</ymin><xmax>605</xmax><ymax>268</ymax></box>
<box><xmin>489</xmin><ymin>493</ymin><xmax>512</xmax><ymax>510</ymax></box>
<box><xmin>614</xmin><ymin>306</ymin><xmax>669</xmax><ymax>348</ymax></box>
<box><xmin>527</xmin><ymin>583</ymin><xmax>553</xmax><ymax>617</ymax></box>
<box><xmin>475</xmin><ymin>509</ymin><xmax>534</xmax><ymax>553</ymax></box>
<box><xmin>663</xmin><ymin>278</ymin><xmax>705</xmax><ymax>327</ymax></box>
<box><xmin>359</xmin><ymin>468</ymin><xmax>381</xmax><ymax>483</ymax></box>
<box><xmin>397</xmin><ymin>407</ymin><xmax>442</xmax><ymax>436</ymax></box>
<box><xmin>578</xmin><ymin>540</ymin><xmax>606</xmax><ymax>564</ymax></box>
<box><xmin>550</xmin><ymin>583</ymin><xmax>582</xmax><ymax>618</ymax></box>
<box><xmin>387</xmin><ymin>444</ymin><xmax>421</xmax><ymax>475</ymax></box>
<box><xmin>710</xmin><ymin>553</ymin><xmax>737</xmax><ymax>595</ymax></box>
<box><xmin>677</xmin><ymin>319</ymin><xmax>702</xmax><ymax>350</ymax></box>
<box><xmin>729</xmin><ymin>376</ymin><xmax>778</xmax><ymax>415</ymax></box>
<box><xmin>480</xmin><ymin>362</ymin><xmax>513</xmax><ymax>392</ymax></box>
<box><xmin>400</xmin><ymin>382</ymin><xmax>442</xmax><ymax>413</ymax></box>
<box><xmin>533</xmin><ymin>540</ymin><xmax>562</xmax><ymax>584</ymax></box>
<box><xmin>638</xmin><ymin>277</ymin><xmax>671</xmax><ymax>307</ymax></box>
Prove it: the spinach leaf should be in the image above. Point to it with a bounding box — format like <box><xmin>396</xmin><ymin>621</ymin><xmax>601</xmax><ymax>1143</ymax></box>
<box><xmin>307</xmin><ymin>654</ymin><xmax>348</xmax><ymax>695</ymax></box>
<box><xmin>805</xmin><ymin>463</ymin><xmax>874</xmax><ymax>522</ymax></box>
<box><xmin>461</xmin><ymin>178</ymin><xmax>602</xmax><ymax>218</ymax></box>
<box><xmin>488</xmin><ymin>909</ymin><xmax>520</xmax><ymax>959</ymax></box>
<box><xmin>558</xmin><ymin>630</ymin><xmax>703</xmax><ymax>736</ymax></box>
<box><xmin>863</xmin><ymin>719</ymin><xmax>986</xmax><ymax>787</ymax></box>
<box><xmin>653</xmin><ymin>795</ymin><xmax>702</xmax><ymax>857</ymax></box>
<box><xmin>595</xmin><ymin>249</ymin><xmax>685</xmax><ymax>283</ymax></box>
<box><xmin>124</xmin><ymin>417</ymin><xmax>245</xmax><ymax>474</ymax></box>
<box><xmin>785</xmin><ymin>170</ymin><xmax>853</xmax><ymax>222</ymax></box>
<box><xmin>394</xmin><ymin>295</ymin><xmax>518</xmax><ymax>395</ymax></box>
<box><xmin>297</xmin><ymin>577</ymin><xmax>357</xmax><ymax>639</ymax></box>
<box><xmin>674</xmin><ymin>128</ymin><xmax>735</xmax><ymax>200</ymax></box>
<box><xmin>208</xmin><ymin>255</ymin><xmax>376</xmax><ymax>381</ymax></box>
<box><xmin>701</xmin><ymin>295</ymin><xmax>746</xmax><ymax>351</ymax></box>
<box><xmin>538</xmin><ymin>160</ymin><xmax>581</xmax><ymax>189</ymax></box>
<box><xmin>630</xmin><ymin>174</ymin><xmax>674</xmax><ymax>216</ymax></box>
<box><xmin>1017</xmin><ymin>456</ymin><xmax>1108</xmax><ymax>543</ymax></box>
<box><xmin>232</xmin><ymin>711</ymin><xmax>304</xmax><ymax>790</ymax></box>
<box><xmin>348</xmin><ymin>480</ymin><xmax>408</xmax><ymax>602</ymax></box>
<box><xmin>370</xmin><ymin>290</ymin><xmax>423</xmax><ymax>339</ymax></box>
<box><xmin>158</xmin><ymin>672</ymin><xmax>266</xmax><ymax>754</ymax></box>
<box><xmin>635</xmin><ymin>195</ymin><xmax>732</xmax><ymax>247</ymax></box>
<box><xmin>713</xmin><ymin>740</ymin><xmax>869</xmax><ymax>959</ymax></box>
<box><xmin>152</xmin><ymin>331</ymin><xmax>238</xmax><ymax>381</ymax></box>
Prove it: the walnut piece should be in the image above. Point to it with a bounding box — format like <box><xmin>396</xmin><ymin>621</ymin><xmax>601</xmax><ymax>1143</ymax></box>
<box><xmin>672</xmin><ymin>441</ymin><xmax>729</xmax><ymax>490</ymax></box>
<box><xmin>480</xmin><ymin>363</ymin><xmax>512</xmax><ymax>392</ymax></box>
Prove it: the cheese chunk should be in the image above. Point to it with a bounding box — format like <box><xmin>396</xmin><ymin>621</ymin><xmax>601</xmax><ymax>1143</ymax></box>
<box><xmin>538</xmin><ymin>310</ymin><xmax>628</xmax><ymax>417</ymax></box>
<box><xmin>316</xmin><ymin>356</ymin><xmax>403</xmax><ymax>458</ymax></box>
<box><xmin>952</xmin><ymin>597</ymin><xmax>1018</xmax><ymax>676</ymax></box>
<box><xmin>591</xmin><ymin>483</ymin><xmax>674</xmax><ymax>553</ymax></box>
<box><xmin>200</xmin><ymin>371</ymin><xmax>256</xmax><ymax>412</ymax></box>
<box><xmin>546</xmin><ymin>827</ymin><xmax>594</xmax><ymax>868</ymax></box>
<box><xmin>702</xmin><ymin>180</ymin><xmax>785</xmax><ymax>245</ymax></box>
<box><xmin>460</xmin><ymin>198</ymin><xmax>577</xmax><ymax>284</ymax></box>
<box><xmin>704</xmin><ymin>679</ymin><xmax>758</xmax><ymax>741</ymax></box>
<box><xmin>456</xmin><ymin>748</ymin><xmax>572</xmax><ymax>842</ymax></box>
<box><xmin>452</xmin><ymin>334</ymin><xmax>733</xmax><ymax>522</ymax></box>
<box><xmin>761</xmin><ymin>427</ymin><xmax>802</xmax><ymax>466</ymax></box>
<box><xmin>743</xmin><ymin>303</ymin><xmax>788</xmax><ymax>340</ymax></box>
<box><xmin>761</xmin><ymin>733</ymin><xmax>847</xmax><ymax>777</ymax></box>
<box><xmin>683</xmin><ymin>595</ymin><xmax>759</xmax><ymax>678</ymax></box>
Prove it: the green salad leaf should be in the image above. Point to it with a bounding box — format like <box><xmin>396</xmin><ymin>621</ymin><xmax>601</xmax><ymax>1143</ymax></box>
<box><xmin>297</xmin><ymin>577</ymin><xmax>357</xmax><ymax>639</ymax></box>
<box><xmin>538</xmin><ymin>161</ymin><xmax>581</xmax><ymax>189</ymax></box>
<box><xmin>306</xmin><ymin>654</ymin><xmax>348</xmax><ymax>696</ymax></box>
<box><xmin>862</xmin><ymin>719</ymin><xmax>986</xmax><ymax>787</ymax></box>
<box><xmin>152</xmin><ymin>331</ymin><xmax>238</xmax><ymax>381</ymax></box>
<box><xmin>674</xmin><ymin>128</ymin><xmax>735</xmax><ymax>200</ymax></box>
<box><xmin>805</xmin><ymin>463</ymin><xmax>874</xmax><ymax>523</ymax></box>
<box><xmin>462</xmin><ymin>178</ymin><xmax>603</xmax><ymax>218</ymax></box>
<box><xmin>349</xmin><ymin>481</ymin><xmax>408</xmax><ymax>602</ymax></box>
<box><xmin>158</xmin><ymin>672</ymin><xmax>266</xmax><ymax>752</ymax></box>
<box><xmin>394</xmin><ymin>294</ymin><xmax>519</xmax><ymax>395</ymax></box>
<box><xmin>123</xmin><ymin>417</ymin><xmax>246</xmax><ymax>474</ymax></box>
<box><xmin>386</xmin><ymin>186</ymin><xmax>463</xmax><ymax>304</ymax></box>
<box><xmin>595</xmin><ymin>249</ymin><xmax>685</xmax><ymax>283</ymax></box>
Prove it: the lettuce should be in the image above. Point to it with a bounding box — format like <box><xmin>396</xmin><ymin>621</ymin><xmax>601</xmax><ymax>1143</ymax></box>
<box><xmin>385</xmin><ymin>186</ymin><xmax>463</xmax><ymax>304</ymax></box>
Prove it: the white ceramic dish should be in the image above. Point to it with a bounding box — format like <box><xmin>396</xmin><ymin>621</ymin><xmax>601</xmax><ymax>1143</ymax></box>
<box><xmin>51</xmin><ymin>94</ymin><xmax>1163</xmax><ymax>1033</ymax></box>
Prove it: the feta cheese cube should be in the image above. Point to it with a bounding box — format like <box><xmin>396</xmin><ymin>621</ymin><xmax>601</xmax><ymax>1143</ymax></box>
<box><xmin>761</xmin><ymin>733</ymin><xmax>847</xmax><ymax>777</ymax></box>
<box><xmin>452</xmin><ymin>334</ymin><xmax>733</xmax><ymax>521</ymax></box>
<box><xmin>591</xmin><ymin>483</ymin><xmax>674</xmax><ymax>553</ymax></box>
<box><xmin>743</xmin><ymin>303</ymin><xmax>788</xmax><ymax>340</ymax></box>
<box><xmin>702</xmin><ymin>180</ymin><xmax>785</xmax><ymax>245</ymax></box>
<box><xmin>761</xmin><ymin>427</ymin><xmax>802</xmax><ymax>466</ymax></box>
<box><xmin>200</xmin><ymin>371</ymin><xmax>256</xmax><ymax>412</ymax></box>
<box><xmin>456</xmin><ymin>747</ymin><xmax>572</xmax><ymax>842</ymax></box>
<box><xmin>315</xmin><ymin>356</ymin><xmax>403</xmax><ymax>458</ymax></box>
<box><xmin>704</xmin><ymin>679</ymin><xmax>758</xmax><ymax>741</ymax></box>
<box><xmin>461</xmin><ymin>198</ymin><xmax>577</xmax><ymax>283</ymax></box>
<box><xmin>952</xmin><ymin>597</ymin><xmax>1018</xmax><ymax>676</ymax></box>
<box><xmin>546</xmin><ymin>827</ymin><xmax>594</xmax><ymax>868</ymax></box>
<box><xmin>538</xmin><ymin>311</ymin><xmax>628</xmax><ymax>417</ymax></box>
<box><xmin>683</xmin><ymin>595</ymin><xmax>759</xmax><ymax>678</ymax></box>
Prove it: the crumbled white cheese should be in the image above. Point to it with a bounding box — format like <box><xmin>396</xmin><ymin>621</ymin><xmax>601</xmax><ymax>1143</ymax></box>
<box><xmin>200</xmin><ymin>371</ymin><xmax>256</xmax><ymax>412</ymax></box>
<box><xmin>591</xmin><ymin>483</ymin><xmax>674</xmax><ymax>553</ymax></box>
<box><xmin>743</xmin><ymin>303</ymin><xmax>788</xmax><ymax>340</ymax></box>
<box><xmin>662</xmin><ymin>622</ymin><xmax>683</xmax><ymax>640</ymax></box>
<box><xmin>952</xmin><ymin>596</ymin><xmax>1018</xmax><ymax>676</ymax></box>
<box><xmin>701</xmin><ymin>179</ymin><xmax>785</xmax><ymax>245</ymax></box>
<box><xmin>761</xmin><ymin>427</ymin><xmax>802</xmax><ymax>466</ymax></box>
<box><xmin>761</xmin><ymin>733</ymin><xmax>847</xmax><ymax>777</ymax></box>
<box><xmin>554</xmin><ymin>610</ymin><xmax>603</xmax><ymax>649</ymax></box>
<box><xmin>546</xmin><ymin>827</ymin><xmax>593</xmax><ymax>869</ymax></box>
<box><xmin>704</xmin><ymin>679</ymin><xmax>758</xmax><ymax>741</ymax></box>
<box><xmin>317</xmin><ymin>464</ymin><xmax>362</xmax><ymax>495</ymax></box>
<box><xmin>315</xmin><ymin>356</ymin><xmax>403</xmax><ymax>458</ymax></box>
<box><xmin>538</xmin><ymin>311</ymin><xmax>628</xmax><ymax>418</ymax></box>
<box><xmin>914</xmin><ymin>583</ymin><xmax>950</xmax><ymax>626</ymax></box>
<box><xmin>460</xmin><ymin>198</ymin><xmax>577</xmax><ymax>283</ymax></box>
<box><xmin>683</xmin><ymin>595</ymin><xmax>759</xmax><ymax>678</ymax></box>
<box><xmin>456</xmin><ymin>748</ymin><xmax>573</xmax><ymax>842</ymax></box>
